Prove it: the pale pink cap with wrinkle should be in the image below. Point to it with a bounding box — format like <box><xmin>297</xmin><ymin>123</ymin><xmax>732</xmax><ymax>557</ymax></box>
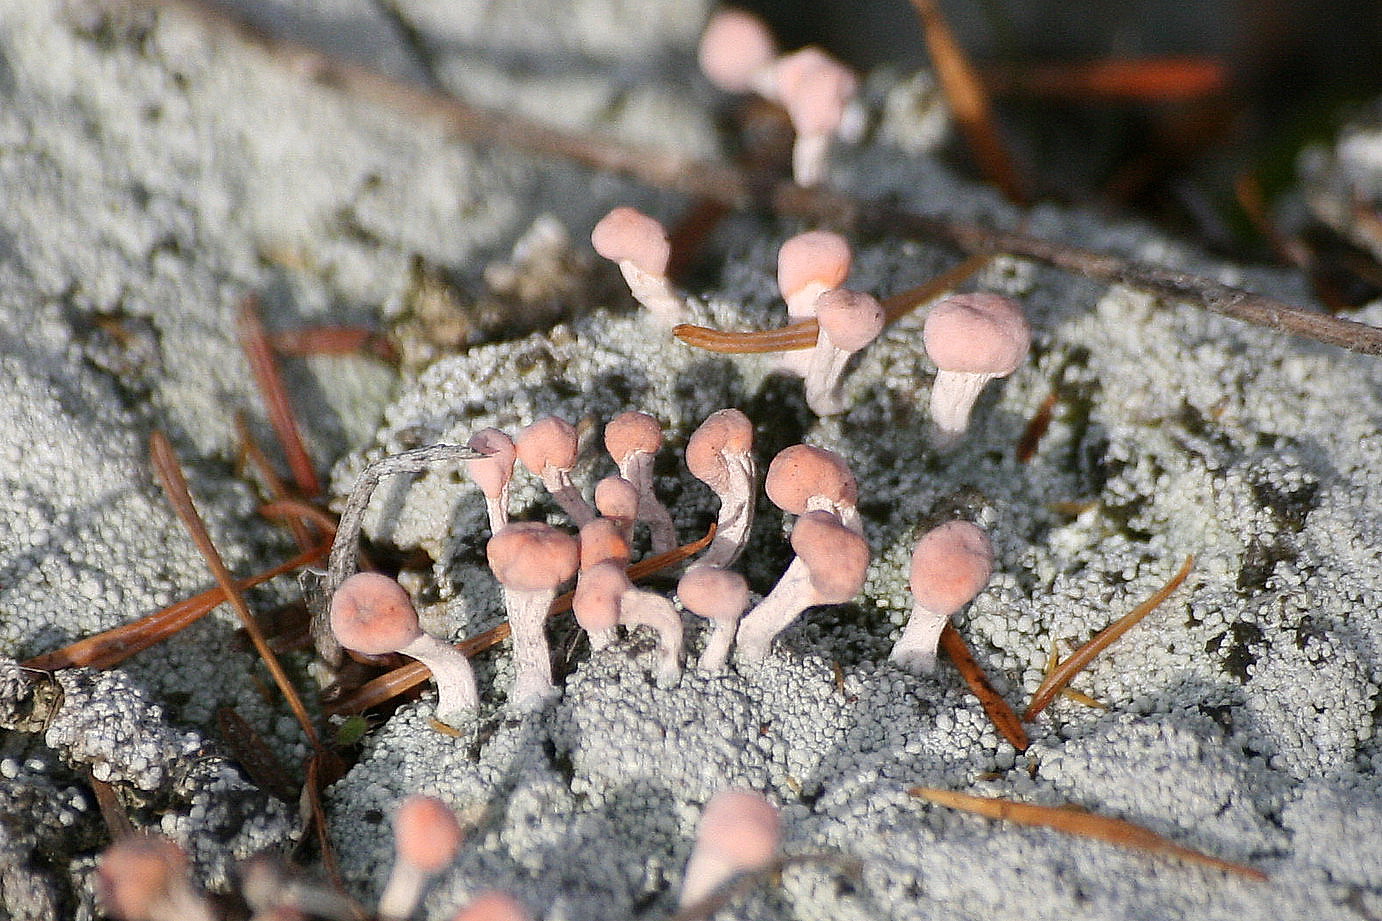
<box><xmin>923</xmin><ymin>293</ymin><xmax>1031</xmax><ymax>375</ymax></box>
<box><xmin>591</xmin><ymin>208</ymin><xmax>671</xmax><ymax>275</ymax></box>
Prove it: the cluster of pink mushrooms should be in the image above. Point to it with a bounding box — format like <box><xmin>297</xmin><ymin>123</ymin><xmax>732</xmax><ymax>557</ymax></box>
<box><xmin>97</xmin><ymin>789</ymin><xmax>782</xmax><ymax>921</ymax></box>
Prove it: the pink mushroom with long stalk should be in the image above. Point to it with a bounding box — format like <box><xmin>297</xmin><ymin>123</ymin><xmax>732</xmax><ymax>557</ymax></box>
<box><xmin>486</xmin><ymin>521</ymin><xmax>579</xmax><ymax>710</ymax></box>
<box><xmin>697</xmin><ymin>8</ymin><xmax>778</xmax><ymax>97</ymax></box>
<box><xmin>604</xmin><ymin>411</ymin><xmax>678</xmax><ymax>554</ymax></box>
<box><xmin>677</xmin><ymin>565</ymin><xmax>750</xmax><ymax>671</ymax></box>
<box><xmin>573</xmin><ymin>560</ymin><xmax>684</xmax><ymax>682</ymax></box>
<box><xmin>774</xmin><ymin>47</ymin><xmax>859</xmax><ymax>187</ymax></box>
<box><xmin>922</xmin><ymin>293</ymin><xmax>1032</xmax><ymax>450</ymax></box>
<box><xmin>736</xmin><ymin>510</ymin><xmax>870</xmax><ymax>662</ymax></box>
<box><xmin>890</xmin><ymin>520</ymin><xmax>994</xmax><ymax>674</ymax></box>
<box><xmin>685</xmin><ymin>408</ymin><xmax>757</xmax><ymax>570</ymax></box>
<box><xmin>515</xmin><ymin>416</ymin><xmax>597</xmax><ymax>526</ymax></box>
<box><xmin>97</xmin><ymin>835</ymin><xmax>214</xmax><ymax>921</ymax></box>
<box><xmin>330</xmin><ymin>572</ymin><xmax>480</xmax><ymax>725</ymax></box>
<box><xmin>804</xmin><ymin>288</ymin><xmax>885</xmax><ymax>416</ymax></box>
<box><xmin>763</xmin><ymin>443</ymin><xmax>863</xmax><ymax>534</ymax></box>
<box><xmin>591</xmin><ymin>207</ymin><xmax>685</xmax><ymax>327</ymax></box>
<box><xmin>679</xmin><ymin>790</ymin><xmax>781</xmax><ymax>908</ymax></box>
<box><xmin>776</xmin><ymin>230</ymin><xmax>852</xmax><ymax>376</ymax></box>
<box><xmin>377</xmin><ymin>795</ymin><xmax>464</xmax><ymax>921</ymax></box>
<box><xmin>466</xmin><ymin>427</ymin><xmax>516</xmax><ymax>533</ymax></box>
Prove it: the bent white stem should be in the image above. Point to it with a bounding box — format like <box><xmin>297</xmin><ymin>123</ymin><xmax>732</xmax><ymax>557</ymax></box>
<box><xmin>482</xmin><ymin>489</ymin><xmax>509</xmax><ymax>535</ymax></box>
<box><xmin>888</xmin><ymin>604</ymin><xmax>948</xmax><ymax>675</ymax></box>
<box><xmin>679</xmin><ymin>850</ymin><xmax>741</xmax><ymax>909</ymax></box>
<box><xmin>803</xmin><ymin>495</ymin><xmax>863</xmax><ymax>536</ymax></box>
<box><xmin>696</xmin><ymin>454</ymin><xmax>756</xmax><ymax>569</ymax></box>
<box><xmin>779</xmin><ymin>281</ymin><xmax>828</xmax><ymax>377</ymax></box>
<box><xmin>398</xmin><ymin>633</ymin><xmax>479</xmax><ymax>725</ymax></box>
<box><xmin>804</xmin><ymin>336</ymin><xmax>851</xmax><ymax>416</ymax></box>
<box><xmin>505</xmin><ymin>587</ymin><xmax>558</xmax><ymax>710</ymax></box>
<box><xmin>619</xmin><ymin>261</ymin><xmax>686</xmax><ymax>327</ymax></box>
<box><xmin>735</xmin><ymin>557</ymin><xmax>814</xmax><ymax>662</ymax></box>
<box><xmin>928</xmin><ymin>370</ymin><xmax>997</xmax><ymax>450</ymax></box>
<box><xmin>540</xmin><ymin>466</ymin><xmax>597</xmax><ymax>526</ymax></box>
<box><xmin>376</xmin><ymin>862</ymin><xmax>427</xmax><ymax>921</ymax></box>
<box><xmin>620</xmin><ymin>589</ymin><xmax>684</xmax><ymax>683</ymax></box>
<box><xmin>586</xmin><ymin>624</ymin><xmax>616</xmax><ymax>652</ymax></box>
<box><xmin>697</xmin><ymin>618</ymin><xmax>739</xmax><ymax>671</ymax></box>
<box><xmin>792</xmin><ymin>131</ymin><xmax>831</xmax><ymax>188</ymax></box>
<box><xmin>619</xmin><ymin>451</ymin><xmax>677</xmax><ymax>555</ymax></box>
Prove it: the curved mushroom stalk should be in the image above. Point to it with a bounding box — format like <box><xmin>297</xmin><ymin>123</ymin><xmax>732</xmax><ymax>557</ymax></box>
<box><xmin>619</xmin><ymin>588</ymin><xmax>684</xmax><ymax>684</ymax></box>
<box><xmin>889</xmin><ymin>520</ymin><xmax>993</xmax><ymax>674</ymax></box>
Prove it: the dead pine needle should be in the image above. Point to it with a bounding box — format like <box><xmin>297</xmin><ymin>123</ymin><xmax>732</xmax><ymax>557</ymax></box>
<box><xmin>1024</xmin><ymin>554</ymin><xmax>1195</xmax><ymax>721</ymax></box>
<box><xmin>908</xmin><ymin>786</ymin><xmax>1268</xmax><ymax>881</ymax></box>
<box><xmin>938</xmin><ymin>624</ymin><xmax>1029</xmax><ymax>752</ymax></box>
<box><xmin>237</xmin><ymin>293</ymin><xmax>322</xmax><ymax>498</ymax></box>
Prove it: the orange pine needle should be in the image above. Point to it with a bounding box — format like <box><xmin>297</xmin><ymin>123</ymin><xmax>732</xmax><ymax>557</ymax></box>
<box><xmin>258</xmin><ymin>498</ymin><xmax>340</xmax><ymax>540</ymax></box>
<box><xmin>327</xmin><ymin>523</ymin><xmax>716</xmax><ymax>715</ymax></box>
<box><xmin>938</xmin><ymin>624</ymin><xmax>1029</xmax><ymax>751</ymax></box>
<box><xmin>1015</xmin><ymin>389</ymin><xmax>1059</xmax><ymax>463</ymax></box>
<box><xmin>986</xmin><ymin>56</ymin><xmax>1228</xmax><ymax>103</ymax></box>
<box><xmin>236</xmin><ymin>411</ymin><xmax>316</xmax><ymax>551</ymax></box>
<box><xmin>908</xmin><ymin>786</ymin><xmax>1268</xmax><ymax>880</ymax></box>
<box><xmin>237</xmin><ymin>293</ymin><xmax>322</xmax><ymax>498</ymax></box>
<box><xmin>1024</xmin><ymin>555</ymin><xmax>1195</xmax><ymax>721</ymax></box>
<box><xmin>22</xmin><ymin>543</ymin><xmax>327</xmax><ymax>672</ymax></box>
<box><xmin>269</xmin><ymin>325</ymin><xmax>398</xmax><ymax>363</ymax></box>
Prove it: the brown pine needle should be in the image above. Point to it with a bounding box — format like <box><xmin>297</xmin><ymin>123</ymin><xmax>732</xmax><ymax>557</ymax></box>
<box><xmin>908</xmin><ymin>786</ymin><xmax>1268</xmax><ymax>881</ymax></box>
<box><xmin>938</xmin><ymin>624</ymin><xmax>1029</xmax><ymax>751</ymax></box>
<box><xmin>258</xmin><ymin>498</ymin><xmax>340</xmax><ymax>540</ymax></box>
<box><xmin>150</xmin><ymin>430</ymin><xmax>322</xmax><ymax>750</ymax></box>
<box><xmin>237</xmin><ymin>293</ymin><xmax>322</xmax><ymax>498</ymax></box>
<box><xmin>236</xmin><ymin>411</ymin><xmax>316</xmax><ymax>550</ymax></box>
<box><xmin>23</xmin><ymin>543</ymin><xmax>328</xmax><ymax>672</ymax></box>
<box><xmin>674</xmin><ymin>254</ymin><xmax>991</xmax><ymax>353</ymax></box>
<box><xmin>909</xmin><ymin>0</ymin><xmax>1028</xmax><ymax>204</ymax></box>
<box><xmin>327</xmin><ymin>523</ymin><xmax>716</xmax><ymax>715</ymax></box>
<box><xmin>985</xmin><ymin>56</ymin><xmax>1228</xmax><ymax>103</ymax></box>
<box><xmin>1015</xmin><ymin>389</ymin><xmax>1060</xmax><ymax>463</ymax></box>
<box><xmin>269</xmin><ymin>325</ymin><xmax>398</xmax><ymax>363</ymax></box>
<box><xmin>1024</xmin><ymin>554</ymin><xmax>1195</xmax><ymax>721</ymax></box>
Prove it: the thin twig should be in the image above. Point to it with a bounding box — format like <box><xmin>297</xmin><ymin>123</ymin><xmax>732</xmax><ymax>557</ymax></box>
<box><xmin>908</xmin><ymin>786</ymin><xmax>1268</xmax><ymax>880</ymax></box>
<box><xmin>130</xmin><ymin>0</ymin><xmax>1382</xmax><ymax>356</ymax></box>
<box><xmin>1024</xmin><ymin>554</ymin><xmax>1195</xmax><ymax>721</ymax></box>
<box><xmin>149</xmin><ymin>430</ymin><xmax>322</xmax><ymax>750</ymax></box>
<box><xmin>938</xmin><ymin>624</ymin><xmax>1029</xmax><ymax>751</ymax></box>
<box><xmin>237</xmin><ymin>294</ymin><xmax>322</xmax><ymax>498</ymax></box>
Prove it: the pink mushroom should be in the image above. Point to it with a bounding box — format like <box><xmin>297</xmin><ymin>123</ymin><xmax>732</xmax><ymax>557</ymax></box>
<box><xmin>677</xmin><ymin>565</ymin><xmax>750</xmax><ymax>670</ymax></box>
<box><xmin>604</xmin><ymin>411</ymin><xmax>678</xmax><ymax>554</ymax></box>
<box><xmin>330</xmin><ymin>572</ymin><xmax>479</xmax><ymax>724</ymax></box>
<box><xmin>890</xmin><ymin>520</ymin><xmax>994</xmax><ymax>674</ymax></box>
<box><xmin>763</xmin><ymin>443</ymin><xmax>862</xmax><ymax>534</ymax></box>
<box><xmin>97</xmin><ymin>835</ymin><xmax>214</xmax><ymax>921</ymax></box>
<box><xmin>591</xmin><ymin>207</ymin><xmax>685</xmax><ymax>326</ymax></box>
<box><xmin>486</xmin><ymin>522</ymin><xmax>580</xmax><ymax>710</ymax></box>
<box><xmin>451</xmin><ymin>892</ymin><xmax>532</xmax><ymax>921</ymax></box>
<box><xmin>735</xmin><ymin>510</ymin><xmax>870</xmax><ymax>661</ymax></box>
<box><xmin>922</xmin><ymin>293</ymin><xmax>1032</xmax><ymax>449</ymax></box>
<box><xmin>579</xmin><ymin>516</ymin><xmax>633</xmax><ymax>569</ymax></box>
<box><xmin>697</xmin><ymin>8</ymin><xmax>778</xmax><ymax>96</ymax></box>
<box><xmin>679</xmin><ymin>790</ymin><xmax>781</xmax><ymax>907</ymax></box>
<box><xmin>593</xmin><ymin>474</ymin><xmax>640</xmax><ymax>544</ymax></box>
<box><xmin>773</xmin><ymin>47</ymin><xmax>859</xmax><ymax>187</ymax></box>
<box><xmin>467</xmin><ymin>428</ymin><xmax>516</xmax><ymax>533</ymax></box>
<box><xmin>377</xmin><ymin>795</ymin><xmax>464</xmax><ymax>921</ymax></box>
<box><xmin>776</xmin><ymin>230</ymin><xmax>852</xmax><ymax>376</ymax></box>
<box><xmin>515</xmin><ymin>416</ymin><xmax>597</xmax><ymax>525</ymax></box>
<box><xmin>573</xmin><ymin>560</ymin><xmax>684</xmax><ymax>681</ymax></box>
<box><xmin>804</xmin><ymin>288</ymin><xmax>885</xmax><ymax>416</ymax></box>
<box><xmin>684</xmin><ymin>408</ymin><xmax>757</xmax><ymax>569</ymax></box>
<box><xmin>574</xmin><ymin>519</ymin><xmax>634</xmax><ymax>651</ymax></box>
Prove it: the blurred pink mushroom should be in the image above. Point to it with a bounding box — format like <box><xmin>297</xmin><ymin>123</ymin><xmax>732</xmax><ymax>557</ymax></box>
<box><xmin>604</xmin><ymin>411</ymin><xmax>677</xmax><ymax>554</ymax></box>
<box><xmin>804</xmin><ymin>288</ymin><xmax>885</xmax><ymax>415</ymax></box>
<box><xmin>451</xmin><ymin>891</ymin><xmax>532</xmax><ymax>921</ymax></box>
<box><xmin>697</xmin><ymin>8</ymin><xmax>778</xmax><ymax>96</ymax></box>
<box><xmin>574</xmin><ymin>560</ymin><xmax>683</xmax><ymax>681</ymax></box>
<box><xmin>487</xmin><ymin>522</ymin><xmax>580</xmax><ymax>709</ymax></box>
<box><xmin>736</xmin><ymin>510</ymin><xmax>870</xmax><ymax>661</ymax></box>
<box><xmin>773</xmin><ymin>47</ymin><xmax>859</xmax><ymax>187</ymax></box>
<box><xmin>591</xmin><ymin>207</ymin><xmax>685</xmax><ymax>326</ymax></box>
<box><xmin>467</xmin><ymin>428</ymin><xmax>516</xmax><ymax>533</ymax></box>
<box><xmin>684</xmin><ymin>408</ymin><xmax>757</xmax><ymax>569</ymax></box>
<box><xmin>515</xmin><ymin>416</ymin><xmax>597</xmax><ymax>525</ymax></box>
<box><xmin>890</xmin><ymin>520</ymin><xmax>994</xmax><ymax>674</ymax></box>
<box><xmin>679</xmin><ymin>790</ymin><xmax>781</xmax><ymax>907</ymax></box>
<box><xmin>377</xmin><ymin>795</ymin><xmax>464</xmax><ymax>921</ymax></box>
<box><xmin>97</xmin><ymin>835</ymin><xmax>213</xmax><ymax>921</ymax></box>
<box><xmin>677</xmin><ymin>565</ymin><xmax>750</xmax><ymax>670</ymax></box>
<box><xmin>330</xmin><ymin>572</ymin><xmax>479</xmax><ymax>724</ymax></box>
<box><xmin>764</xmin><ymin>443</ymin><xmax>862</xmax><ymax>534</ymax></box>
<box><xmin>922</xmin><ymin>293</ymin><xmax>1031</xmax><ymax>449</ymax></box>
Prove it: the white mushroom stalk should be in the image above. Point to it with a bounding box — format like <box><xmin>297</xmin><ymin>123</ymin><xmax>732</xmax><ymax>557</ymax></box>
<box><xmin>890</xmin><ymin>520</ymin><xmax>994</xmax><ymax>674</ymax></box>
<box><xmin>684</xmin><ymin>408</ymin><xmax>757</xmax><ymax>570</ymax></box>
<box><xmin>329</xmin><ymin>572</ymin><xmax>479</xmax><ymax>725</ymax></box>
<box><xmin>604</xmin><ymin>410</ymin><xmax>678</xmax><ymax>555</ymax></box>
<box><xmin>515</xmin><ymin>415</ymin><xmax>597</xmax><ymax>526</ymax></box>
<box><xmin>487</xmin><ymin>521</ymin><xmax>580</xmax><ymax>710</ymax></box>
<box><xmin>736</xmin><ymin>510</ymin><xmax>870</xmax><ymax>662</ymax></box>
<box><xmin>679</xmin><ymin>790</ymin><xmax>781</xmax><ymax>908</ymax></box>
<box><xmin>591</xmin><ymin>207</ymin><xmax>685</xmax><ymax>327</ymax></box>
<box><xmin>377</xmin><ymin>795</ymin><xmax>464</xmax><ymax>921</ymax></box>
<box><xmin>804</xmin><ymin>288</ymin><xmax>885</xmax><ymax>416</ymax></box>
<box><xmin>922</xmin><ymin>293</ymin><xmax>1032</xmax><ymax>450</ymax></box>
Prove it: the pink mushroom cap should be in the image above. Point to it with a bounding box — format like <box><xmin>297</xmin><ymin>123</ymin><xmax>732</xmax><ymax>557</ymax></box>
<box><xmin>591</xmin><ymin>207</ymin><xmax>671</xmax><ymax>275</ymax></box>
<box><xmin>685</xmin><ymin>408</ymin><xmax>754</xmax><ymax>489</ymax></box>
<box><xmin>467</xmin><ymin>428</ymin><xmax>516</xmax><ymax>498</ymax></box>
<box><xmin>791</xmin><ymin>510</ymin><xmax>869</xmax><ymax>602</ymax></box>
<box><xmin>764</xmin><ymin>444</ymin><xmax>858</xmax><ymax>515</ymax></box>
<box><xmin>777</xmin><ymin>50</ymin><xmax>858</xmax><ymax>134</ymax></box>
<box><xmin>97</xmin><ymin>835</ymin><xmax>190</xmax><ymax>921</ymax></box>
<box><xmin>910</xmin><ymin>520</ymin><xmax>993</xmax><ymax>615</ymax></box>
<box><xmin>678</xmin><ymin>567</ymin><xmax>750</xmax><ymax>623</ymax></box>
<box><xmin>486</xmin><ymin>522</ymin><xmax>579</xmax><ymax>592</ymax></box>
<box><xmin>697</xmin><ymin>8</ymin><xmax>777</xmax><ymax>93</ymax></box>
<box><xmin>923</xmin><ymin>293</ymin><xmax>1032</xmax><ymax>375</ymax></box>
<box><xmin>776</xmin><ymin>230</ymin><xmax>851</xmax><ymax>300</ymax></box>
<box><xmin>815</xmin><ymin>288</ymin><xmax>885</xmax><ymax>351</ymax></box>
<box><xmin>579</xmin><ymin>517</ymin><xmax>632</xmax><ymax>568</ymax></box>
<box><xmin>604</xmin><ymin>410</ymin><xmax>663</xmax><ymax>462</ymax></box>
<box><xmin>696</xmin><ymin>790</ymin><xmax>781</xmax><ymax>867</ymax></box>
<box><xmin>394</xmin><ymin>795</ymin><xmax>464</xmax><ymax>873</ymax></box>
<box><xmin>572</xmin><ymin>560</ymin><xmax>629</xmax><ymax>633</ymax></box>
<box><xmin>329</xmin><ymin>572</ymin><xmax>422</xmax><ymax>656</ymax></box>
<box><xmin>515</xmin><ymin>416</ymin><xmax>580</xmax><ymax>474</ymax></box>
<box><xmin>594</xmin><ymin>475</ymin><xmax>639</xmax><ymax>522</ymax></box>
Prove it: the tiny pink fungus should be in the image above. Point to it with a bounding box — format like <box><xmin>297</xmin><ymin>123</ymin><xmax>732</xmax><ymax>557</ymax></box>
<box><xmin>97</xmin><ymin>834</ymin><xmax>214</xmax><ymax>921</ymax></box>
<box><xmin>697</xmin><ymin>8</ymin><xmax>778</xmax><ymax>96</ymax></box>
<box><xmin>735</xmin><ymin>510</ymin><xmax>870</xmax><ymax>661</ymax></box>
<box><xmin>804</xmin><ymin>288</ymin><xmax>885</xmax><ymax>416</ymax></box>
<box><xmin>450</xmin><ymin>891</ymin><xmax>533</xmax><ymax>921</ymax></box>
<box><xmin>574</xmin><ymin>560</ymin><xmax>683</xmax><ymax>681</ymax></box>
<box><xmin>579</xmin><ymin>516</ymin><xmax>633</xmax><ymax>569</ymax></box>
<box><xmin>591</xmin><ymin>207</ymin><xmax>685</xmax><ymax>326</ymax></box>
<box><xmin>515</xmin><ymin>416</ymin><xmax>597</xmax><ymax>525</ymax></box>
<box><xmin>377</xmin><ymin>795</ymin><xmax>464</xmax><ymax>921</ymax></box>
<box><xmin>486</xmin><ymin>521</ymin><xmax>580</xmax><ymax>709</ymax></box>
<box><xmin>890</xmin><ymin>520</ymin><xmax>994</xmax><ymax>674</ymax></box>
<box><xmin>330</xmin><ymin>572</ymin><xmax>479</xmax><ymax>723</ymax></box>
<box><xmin>773</xmin><ymin>47</ymin><xmax>859</xmax><ymax>187</ymax></box>
<box><xmin>604</xmin><ymin>411</ymin><xmax>678</xmax><ymax>554</ymax></box>
<box><xmin>684</xmin><ymin>408</ymin><xmax>757</xmax><ymax>569</ymax></box>
<box><xmin>922</xmin><ymin>293</ymin><xmax>1032</xmax><ymax>449</ymax></box>
<box><xmin>679</xmin><ymin>790</ymin><xmax>781</xmax><ymax>907</ymax></box>
<box><xmin>677</xmin><ymin>565</ymin><xmax>750</xmax><ymax>670</ymax></box>
<box><xmin>776</xmin><ymin>230</ymin><xmax>852</xmax><ymax>375</ymax></box>
<box><xmin>593</xmin><ymin>474</ymin><xmax>640</xmax><ymax>544</ymax></box>
<box><xmin>467</xmin><ymin>428</ymin><xmax>516</xmax><ymax>533</ymax></box>
<box><xmin>764</xmin><ymin>443</ymin><xmax>862</xmax><ymax>534</ymax></box>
